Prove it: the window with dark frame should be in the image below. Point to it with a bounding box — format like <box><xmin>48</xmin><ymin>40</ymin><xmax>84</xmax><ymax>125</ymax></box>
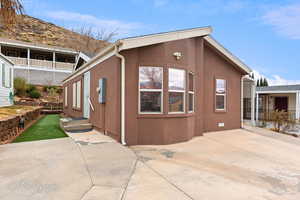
<box><xmin>139</xmin><ymin>66</ymin><xmax>163</xmax><ymax>113</ymax></box>
<box><xmin>168</xmin><ymin>68</ymin><xmax>185</xmax><ymax>113</ymax></box>
<box><xmin>188</xmin><ymin>72</ymin><xmax>194</xmax><ymax>112</ymax></box>
<box><xmin>215</xmin><ymin>79</ymin><xmax>226</xmax><ymax>111</ymax></box>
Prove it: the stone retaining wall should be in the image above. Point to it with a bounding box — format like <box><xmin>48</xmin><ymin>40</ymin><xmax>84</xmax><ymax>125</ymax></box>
<box><xmin>15</xmin><ymin>102</ymin><xmax>63</xmax><ymax>113</ymax></box>
<box><xmin>0</xmin><ymin>108</ymin><xmax>41</xmax><ymax>144</ymax></box>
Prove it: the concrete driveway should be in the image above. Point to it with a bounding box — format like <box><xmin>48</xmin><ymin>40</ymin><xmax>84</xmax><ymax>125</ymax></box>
<box><xmin>1</xmin><ymin>128</ymin><xmax>300</xmax><ymax>200</ymax></box>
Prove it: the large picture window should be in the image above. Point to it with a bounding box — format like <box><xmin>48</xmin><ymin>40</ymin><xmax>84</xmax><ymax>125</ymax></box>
<box><xmin>215</xmin><ymin>79</ymin><xmax>226</xmax><ymax>111</ymax></box>
<box><xmin>169</xmin><ymin>68</ymin><xmax>185</xmax><ymax>113</ymax></box>
<box><xmin>139</xmin><ymin>66</ymin><xmax>163</xmax><ymax>113</ymax></box>
<box><xmin>188</xmin><ymin>72</ymin><xmax>194</xmax><ymax>112</ymax></box>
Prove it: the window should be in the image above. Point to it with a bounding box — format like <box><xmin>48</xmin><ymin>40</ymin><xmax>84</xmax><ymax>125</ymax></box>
<box><xmin>72</xmin><ymin>83</ymin><xmax>76</xmax><ymax>108</ymax></box>
<box><xmin>76</xmin><ymin>81</ymin><xmax>81</xmax><ymax>109</ymax></box>
<box><xmin>139</xmin><ymin>66</ymin><xmax>163</xmax><ymax>113</ymax></box>
<box><xmin>168</xmin><ymin>68</ymin><xmax>185</xmax><ymax>113</ymax></box>
<box><xmin>188</xmin><ymin>72</ymin><xmax>194</xmax><ymax>112</ymax></box>
<box><xmin>64</xmin><ymin>86</ymin><xmax>68</xmax><ymax>107</ymax></box>
<box><xmin>215</xmin><ymin>79</ymin><xmax>226</xmax><ymax>111</ymax></box>
<box><xmin>2</xmin><ymin>63</ymin><xmax>11</xmax><ymax>88</ymax></box>
<box><xmin>72</xmin><ymin>81</ymin><xmax>82</xmax><ymax>109</ymax></box>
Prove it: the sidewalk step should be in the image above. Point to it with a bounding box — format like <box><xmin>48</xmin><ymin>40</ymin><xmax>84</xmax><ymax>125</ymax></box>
<box><xmin>64</xmin><ymin>123</ymin><xmax>93</xmax><ymax>132</ymax></box>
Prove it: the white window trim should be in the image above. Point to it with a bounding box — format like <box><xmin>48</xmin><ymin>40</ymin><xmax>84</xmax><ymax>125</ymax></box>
<box><xmin>76</xmin><ymin>81</ymin><xmax>81</xmax><ymax>109</ymax></box>
<box><xmin>72</xmin><ymin>83</ymin><xmax>76</xmax><ymax>108</ymax></box>
<box><xmin>188</xmin><ymin>72</ymin><xmax>195</xmax><ymax>113</ymax></box>
<box><xmin>138</xmin><ymin>66</ymin><xmax>164</xmax><ymax>114</ymax></box>
<box><xmin>188</xmin><ymin>91</ymin><xmax>195</xmax><ymax>113</ymax></box>
<box><xmin>65</xmin><ymin>86</ymin><xmax>68</xmax><ymax>107</ymax></box>
<box><xmin>168</xmin><ymin>68</ymin><xmax>186</xmax><ymax>114</ymax></box>
<box><xmin>215</xmin><ymin>79</ymin><xmax>227</xmax><ymax>111</ymax></box>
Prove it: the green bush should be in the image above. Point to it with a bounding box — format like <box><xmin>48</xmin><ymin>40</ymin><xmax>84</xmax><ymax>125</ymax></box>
<box><xmin>28</xmin><ymin>90</ymin><xmax>41</xmax><ymax>99</ymax></box>
<box><xmin>26</xmin><ymin>84</ymin><xmax>37</xmax><ymax>93</ymax></box>
<box><xmin>14</xmin><ymin>77</ymin><xmax>27</xmax><ymax>97</ymax></box>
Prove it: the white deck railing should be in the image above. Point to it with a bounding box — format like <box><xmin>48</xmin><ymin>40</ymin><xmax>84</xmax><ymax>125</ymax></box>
<box><xmin>7</xmin><ymin>56</ymin><xmax>74</xmax><ymax>71</ymax></box>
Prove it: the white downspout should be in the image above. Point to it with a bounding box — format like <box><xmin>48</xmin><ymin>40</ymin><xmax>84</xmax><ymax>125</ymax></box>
<box><xmin>241</xmin><ymin>75</ymin><xmax>246</xmax><ymax>128</ymax></box>
<box><xmin>114</xmin><ymin>45</ymin><xmax>126</xmax><ymax>145</ymax></box>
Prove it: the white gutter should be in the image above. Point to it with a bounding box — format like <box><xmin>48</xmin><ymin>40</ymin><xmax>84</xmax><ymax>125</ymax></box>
<box><xmin>114</xmin><ymin>45</ymin><xmax>126</xmax><ymax>145</ymax></box>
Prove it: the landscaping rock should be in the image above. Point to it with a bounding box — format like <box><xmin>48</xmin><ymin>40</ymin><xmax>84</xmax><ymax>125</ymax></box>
<box><xmin>0</xmin><ymin>108</ymin><xmax>41</xmax><ymax>144</ymax></box>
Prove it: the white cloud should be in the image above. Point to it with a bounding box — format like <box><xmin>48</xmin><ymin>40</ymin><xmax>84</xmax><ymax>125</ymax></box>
<box><xmin>252</xmin><ymin>70</ymin><xmax>300</xmax><ymax>86</ymax></box>
<box><xmin>262</xmin><ymin>4</ymin><xmax>300</xmax><ymax>39</ymax></box>
<box><xmin>45</xmin><ymin>11</ymin><xmax>143</xmax><ymax>37</ymax></box>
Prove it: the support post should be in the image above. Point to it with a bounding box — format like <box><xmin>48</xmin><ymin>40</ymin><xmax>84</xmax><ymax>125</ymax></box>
<box><xmin>53</xmin><ymin>52</ymin><xmax>56</xmax><ymax>85</ymax></box>
<box><xmin>251</xmin><ymin>84</ymin><xmax>256</xmax><ymax>126</ymax></box>
<box><xmin>256</xmin><ymin>93</ymin><xmax>259</xmax><ymax>122</ymax></box>
<box><xmin>53</xmin><ymin>52</ymin><xmax>56</xmax><ymax>69</ymax></box>
<box><xmin>296</xmin><ymin>91</ymin><xmax>300</xmax><ymax>120</ymax></box>
<box><xmin>27</xmin><ymin>48</ymin><xmax>30</xmax><ymax>83</ymax></box>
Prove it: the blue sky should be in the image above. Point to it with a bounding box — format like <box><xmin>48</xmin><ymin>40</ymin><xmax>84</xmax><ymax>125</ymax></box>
<box><xmin>23</xmin><ymin>0</ymin><xmax>300</xmax><ymax>85</ymax></box>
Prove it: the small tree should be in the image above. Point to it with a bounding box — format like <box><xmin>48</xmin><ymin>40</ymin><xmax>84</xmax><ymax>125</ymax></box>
<box><xmin>14</xmin><ymin>77</ymin><xmax>27</xmax><ymax>96</ymax></box>
<box><xmin>270</xmin><ymin>110</ymin><xmax>296</xmax><ymax>132</ymax></box>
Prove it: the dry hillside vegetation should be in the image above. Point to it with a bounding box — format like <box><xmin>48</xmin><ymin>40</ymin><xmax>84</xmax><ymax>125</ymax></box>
<box><xmin>0</xmin><ymin>15</ymin><xmax>109</xmax><ymax>55</ymax></box>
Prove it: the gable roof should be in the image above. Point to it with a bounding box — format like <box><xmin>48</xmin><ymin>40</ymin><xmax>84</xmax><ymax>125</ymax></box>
<box><xmin>204</xmin><ymin>36</ymin><xmax>251</xmax><ymax>74</ymax></box>
<box><xmin>257</xmin><ymin>85</ymin><xmax>300</xmax><ymax>92</ymax></box>
<box><xmin>74</xmin><ymin>52</ymin><xmax>91</xmax><ymax>71</ymax></box>
<box><xmin>0</xmin><ymin>53</ymin><xmax>14</xmax><ymax>65</ymax></box>
<box><xmin>63</xmin><ymin>26</ymin><xmax>252</xmax><ymax>83</ymax></box>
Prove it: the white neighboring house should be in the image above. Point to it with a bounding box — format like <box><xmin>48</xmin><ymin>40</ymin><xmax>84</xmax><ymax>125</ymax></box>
<box><xmin>0</xmin><ymin>53</ymin><xmax>14</xmax><ymax>107</ymax></box>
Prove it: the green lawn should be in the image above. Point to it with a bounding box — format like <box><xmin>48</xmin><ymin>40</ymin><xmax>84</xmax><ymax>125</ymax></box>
<box><xmin>13</xmin><ymin>114</ymin><xmax>67</xmax><ymax>143</ymax></box>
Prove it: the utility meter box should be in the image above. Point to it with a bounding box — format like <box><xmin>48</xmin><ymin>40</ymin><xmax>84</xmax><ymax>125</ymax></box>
<box><xmin>98</xmin><ymin>78</ymin><xmax>107</xmax><ymax>103</ymax></box>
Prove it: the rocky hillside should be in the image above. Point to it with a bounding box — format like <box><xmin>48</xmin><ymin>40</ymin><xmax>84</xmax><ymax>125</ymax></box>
<box><xmin>0</xmin><ymin>15</ymin><xmax>109</xmax><ymax>55</ymax></box>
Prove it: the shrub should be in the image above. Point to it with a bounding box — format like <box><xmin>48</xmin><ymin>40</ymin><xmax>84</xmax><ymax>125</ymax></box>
<box><xmin>270</xmin><ymin>110</ymin><xmax>296</xmax><ymax>132</ymax></box>
<box><xmin>26</xmin><ymin>84</ymin><xmax>37</xmax><ymax>93</ymax></box>
<box><xmin>28</xmin><ymin>90</ymin><xmax>41</xmax><ymax>99</ymax></box>
<box><xmin>14</xmin><ymin>77</ymin><xmax>27</xmax><ymax>97</ymax></box>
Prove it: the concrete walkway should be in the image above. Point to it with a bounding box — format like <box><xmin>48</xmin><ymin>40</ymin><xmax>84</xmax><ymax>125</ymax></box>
<box><xmin>1</xmin><ymin>128</ymin><xmax>300</xmax><ymax>199</ymax></box>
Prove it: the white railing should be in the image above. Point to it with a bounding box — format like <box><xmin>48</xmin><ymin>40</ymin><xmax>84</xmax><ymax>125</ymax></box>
<box><xmin>7</xmin><ymin>56</ymin><xmax>74</xmax><ymax>71</ymax></box>
<box><xmin>30</xmin><ymin>59</ymin><xmax>53</xmax><ymax>69</ymax></box>
<box><xmin>6</xmin><ymin>56</ymin><xmax>27</xmax><ymax>66</ymax></box>
<box><xmin>55</xmin><ymin>61</ymin><xmax>74</xmax><ymax>71</ymax></box>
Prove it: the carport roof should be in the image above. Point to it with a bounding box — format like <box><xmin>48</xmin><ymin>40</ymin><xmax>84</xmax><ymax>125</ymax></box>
<box><xmin>257</xmin><ymin>85</ymin><xmax>300</xmax><ymax>92</ymax></box>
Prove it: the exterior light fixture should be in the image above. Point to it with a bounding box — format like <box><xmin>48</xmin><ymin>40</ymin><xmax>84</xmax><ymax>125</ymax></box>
<box><xmin>173</xmin><ymin>52</ymin><xmax>182</xmax><ymax>60</ymax></box>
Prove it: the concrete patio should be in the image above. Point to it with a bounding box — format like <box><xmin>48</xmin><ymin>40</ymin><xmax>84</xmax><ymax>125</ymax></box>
<box><xmin>1</xmin><ymin>128</ymin><xmax>300</xmax><ymax>199</ymax></box>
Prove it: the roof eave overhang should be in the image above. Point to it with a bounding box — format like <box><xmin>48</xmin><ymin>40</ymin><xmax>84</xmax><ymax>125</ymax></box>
<box><xmin>119</xmin><ymin>26</ymin><xmax>213</xmax><ymax>51</ymax></box>
<box><xmin>204</xmin><ymin>35</ymin><xmax>252</xmax><ymax>74</ymax></box>
<box><xmin>0</xmin><ymin>53</ymin><xmax>14</xmax><ymax>65</ymax></box>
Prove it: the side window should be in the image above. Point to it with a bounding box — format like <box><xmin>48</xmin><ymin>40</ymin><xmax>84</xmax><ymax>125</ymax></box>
<box><xmin>65</xmin><ymin>86</ymin><xmax>68</xmax><ymax>107</ymax></box>
<box><xmin>73</xmin><ymin>83</ymin><xmax>76</xmax><ymax>108</ymax></box>
<box><xmin>168</xmin><ymin>68</ymin><xmax>185</xmax><ymax>113</ymax></box>
<box><xmin>76</xmin><ymin>81</ymin><xmax>81</xmax><ymax>109</ymax></box>
<box><xmin>188</xmin><ymin>72</ymin><xmax>195</xmax><ymax>112</ymax></box>
<box><xmin>139</xmin><ymin>66</ymin><xmax>163</xmax><ymax>113</ymax></box>
<box><xmin>215</xmin><ymin>79</ymin><xmax>226</xmax><ymax>111</ymax></box>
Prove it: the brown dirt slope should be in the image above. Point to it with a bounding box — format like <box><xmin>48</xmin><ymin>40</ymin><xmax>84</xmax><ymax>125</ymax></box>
<box><xmin>0</xmin><ymin>15</ymin><xmax>109</xmax><ymax>55</ymax></box>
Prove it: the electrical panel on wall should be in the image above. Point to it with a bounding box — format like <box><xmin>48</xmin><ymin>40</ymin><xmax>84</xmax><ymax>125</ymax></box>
<box><xmin>98</xmin><ymin>78</ymin><xmax>107</xmax><ymax>104</ymax></box>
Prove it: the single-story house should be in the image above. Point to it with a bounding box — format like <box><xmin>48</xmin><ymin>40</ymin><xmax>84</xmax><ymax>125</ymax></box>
<box><xmin>0</xmin><ymin>53</ymin><xmax>14</xmax><ymax>107</ymax></box>
<box><xmin>256</xmin><ymin>85</ymin><xmax>300</xmax><ymax>121</ymax></box>
<box><xmin>62</xmin><ymin>27</ymin><xmax>252</xmax><ymax>145</ymax></box>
